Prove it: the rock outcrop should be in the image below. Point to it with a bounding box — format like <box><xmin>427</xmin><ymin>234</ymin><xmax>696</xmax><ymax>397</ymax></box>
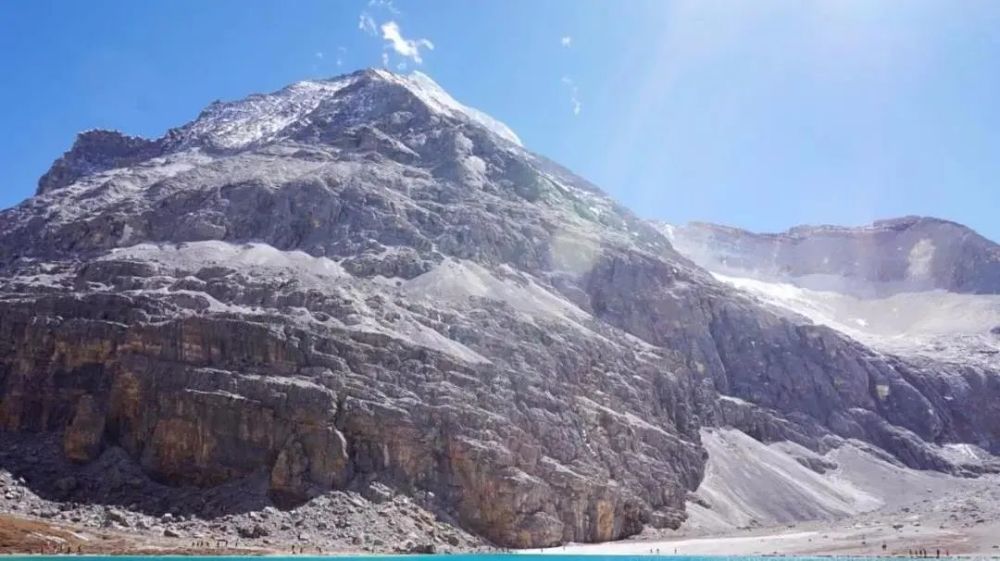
<box><xmin>1</xmin><ymin>68</ymin><xmax>998</xmax><ymax>547</ymax></box>
<box><xmin>36</xmin><ymin>130</ymin><xmax>164</xmax><ymax>196</ymax></box>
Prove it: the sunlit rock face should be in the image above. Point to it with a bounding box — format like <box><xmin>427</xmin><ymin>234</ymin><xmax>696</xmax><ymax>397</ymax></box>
<box><xmin>1</xmin><ymin>68</ymin><xmax>998</xmax><ymax>547</ymax></box>
<box><xmin>658</xmin><ymin>218</ymin><xmax>1000</xmax><ymax>297</ymax></box>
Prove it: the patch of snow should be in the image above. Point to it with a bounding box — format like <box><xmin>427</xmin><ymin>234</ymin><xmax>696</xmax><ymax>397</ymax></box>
<box><xmin>712</xmin><ymin>272</ymin><xmax>1000</xmax><ymax>365</ymax></box>
<box><xmin>907</xmin><ymin>238</ymin><xmax>935</xmax><ymax>280</ymax></box>
<box><xmin>373</xmin><ymin>69</ymin><xmax>523</xmax><ymax>146</ymax></box>
<box><xmin>4</xmin><ymin>273</ymin><xmax>71</xmax><ymax>288</ymax></box>
<box><xmin>403</xmin><ymin>258</ymin><xmax>585</xmax><ymax>323</ymax></box>
<box><xmin>401</xmin><ymin>257</ymin><xmax>639</xmax><ymax>349</ymax></box>
<box><xmin>660</xmin><ymin>223</ymin><xmax>676</xmax><ymax>241</ymax></box>
<box><xmin>936</xmin><ymin>442</ymin><xmax>994</xmax><ymax>464</ymax></box>
<box><xmin>104</xmin><ymin>241</ymin><xmax>347</xmax><ymax>287</ymax></box>
<box><xmin>718</xmin><ymin>394</ymin><xmax>751</xmax><ymax>406</ymax></box>
<box><xmin>119</xmin><ymin>224</ymin><xmax>135</xmax><ymax>244</ymax></box>
<box><xmin>548</xmin><ymin>230</ymin><xmax>602</xmax><ymax>277</ymax></box>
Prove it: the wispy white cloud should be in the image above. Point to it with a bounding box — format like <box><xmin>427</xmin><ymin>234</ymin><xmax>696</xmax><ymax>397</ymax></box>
<box><xmin>562</xmin><ymin>76</ymin><xmax>582</xmax><ymax>116</ymax></box>
<box><xmin>315</xmin><ymin>51</ymin><xmax>324</xmax><ymax>59</ymax></box>
<box><xmin>561</xmin><ymin>36</ymin><xmax>572</xmax><ymax>47</ymax></box>
<box><xmin>336</xmin><ymin>46</ymin><xmax>346</xmax><ymax>67</ymax></box>
<box><xmin>368</xmin><ymin>0</ymin><xmax>400</xmax><ymax>14</ymax></box>
<box><xmin>381</xmin><ymin>21</ymin><xmax>434</xmax><ymax>64</ymax></box>
<box><xmin>358</xmin><ymin>12</ymin><xmax>377</xmax><ymax>36</ymax></box>
<box><xmin>381</xmin><ymin>52</ymin><xmax>390</xmax><ymax>67</ymax></box>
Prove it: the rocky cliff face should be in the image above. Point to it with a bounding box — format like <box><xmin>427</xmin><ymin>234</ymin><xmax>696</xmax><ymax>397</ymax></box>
<box><xmin>1</xmin><ymin>69</ymin><xmax>998</xmax><ymax>547</ymax></box>
<box><xmin>655</xmin><ymin>219</ymin><xmax>1000</xmax><ymax>467</ymax></box>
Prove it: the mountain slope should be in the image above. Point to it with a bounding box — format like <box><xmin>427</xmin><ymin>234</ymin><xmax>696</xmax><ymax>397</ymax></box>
<box><xmin>658</xmin><ymin>219</ymin><xmax>1000</xmax><ymax>367</ymax></box>
<box><xmin>660</xmin><ymin>218</ymin><xmax>1000</xmax><ymax>296</ymax></box>
<box><xmin>1</xmin><ymin>69</ymin><xmax>998</xmax><ymax>548</ymax></box>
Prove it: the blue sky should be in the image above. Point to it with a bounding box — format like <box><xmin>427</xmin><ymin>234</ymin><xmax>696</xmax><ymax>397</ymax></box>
<box><xmin>2</xmin><ymin>0</ymin><xmax>998</xmax><ymax>241</ymax></box>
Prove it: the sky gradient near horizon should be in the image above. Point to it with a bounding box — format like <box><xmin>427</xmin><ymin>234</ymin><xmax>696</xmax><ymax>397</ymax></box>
<box><xmin>2</xmin><ymin>0</ymin><xmax>998</xmax><ymax>241</ymax></box>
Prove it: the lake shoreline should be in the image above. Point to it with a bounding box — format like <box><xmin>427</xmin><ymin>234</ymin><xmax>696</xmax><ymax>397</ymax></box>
<box><xmin>4</xmin><ymin>509</ymin><xmax>1000</xmax><ymax>558</ymax></box>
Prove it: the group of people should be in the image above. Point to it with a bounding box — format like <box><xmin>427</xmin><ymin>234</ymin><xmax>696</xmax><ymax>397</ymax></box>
<box><xmin>191</xmin><ymin>538</ymin><xmax>234</xmax><ymax>549</ymax></box>
<box><xmin>189</xmin><ymin>540</ymin><xmax>325</xmax><ymax>554</ymax></box>
<box><xmin>27</xmin><ymin>543</ymin><xmax>84</xmax><ymax>554</ymax></box>
<box><xmin>908</xmin><ymin>548</ymin><xmax>948</xmax><ymax>558</ymax></box>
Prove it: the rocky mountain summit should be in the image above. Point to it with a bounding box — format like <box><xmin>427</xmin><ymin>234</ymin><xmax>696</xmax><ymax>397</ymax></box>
<box><xmin>1</xmin><ymin>69</ymin><xmax>998</xmax><ymax>549</ymax></box>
